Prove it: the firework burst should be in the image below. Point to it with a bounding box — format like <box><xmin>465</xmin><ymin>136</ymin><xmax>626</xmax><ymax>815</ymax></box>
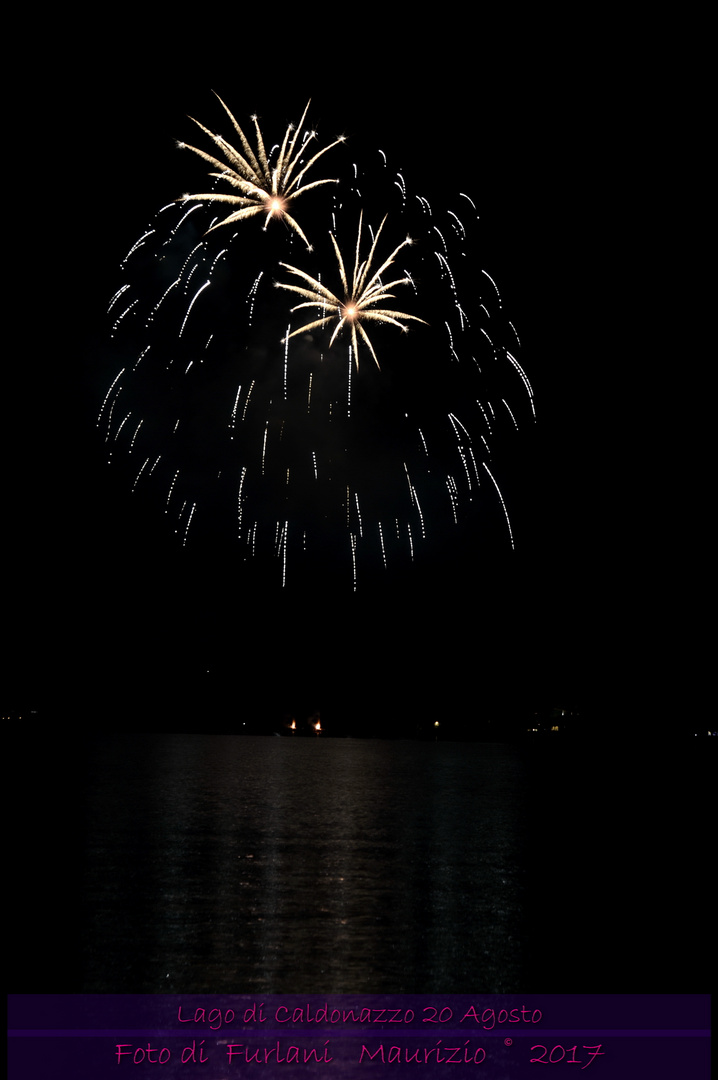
<box><xmin>176</xmin><ymin>95</ymin><xmax>344</xmax><ymax>250</ymax></box>
<box><xmin>102</xmin><ymin>99</ymin><xmax>533</xmax><ymax>588</ymax></box>
<box><xmin>276</xmin><ymin>212</ymin><xmax>428</xmax><ymax>369</ymax></box>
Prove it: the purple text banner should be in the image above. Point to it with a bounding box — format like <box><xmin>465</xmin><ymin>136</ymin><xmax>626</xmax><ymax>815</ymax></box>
<box><xmin>8</xmin><ymin>994</ymin><xmax>711</xmax><ymax>1079</ymax></box>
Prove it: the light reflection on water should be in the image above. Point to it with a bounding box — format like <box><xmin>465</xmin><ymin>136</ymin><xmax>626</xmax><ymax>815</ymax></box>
<box><xmin>82</xmin><ymin>736</ymin><xmax>527</xmax><ymax>992</ymax></box>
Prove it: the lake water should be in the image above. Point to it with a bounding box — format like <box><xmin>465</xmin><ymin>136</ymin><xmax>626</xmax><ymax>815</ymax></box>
<box><xmin>66</xmin><ymin>733</ymin><xmax>710</xmax><ymax>993</ymax></box>
<box><xmin>80</xmin><ymin>737</ymin><xmax>527</xmax><ymax>992</ymax></box>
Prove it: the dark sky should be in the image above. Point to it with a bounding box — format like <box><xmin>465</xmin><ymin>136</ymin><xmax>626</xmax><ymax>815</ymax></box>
<box><xmin>6</xmin><ymin>19</ymin><xmax>700</xmax><ymax>736</ymax></box>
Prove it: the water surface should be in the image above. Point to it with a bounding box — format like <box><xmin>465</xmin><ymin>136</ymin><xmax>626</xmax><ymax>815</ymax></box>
<box><xmin>81</xmin><ymin>735</ymin><xmax>527</xmax><ymax>992</ymax></box>
<box><xmin>50</xmin><ymin>732</ymin><xmax>711</xmax><ymax>994</ymax></box>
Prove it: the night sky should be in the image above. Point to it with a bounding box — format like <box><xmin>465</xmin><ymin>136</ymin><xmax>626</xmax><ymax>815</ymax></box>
<box><xmin>5</xmin><ymin>18</ymin><xmax>703</xmax><ymax>739</ymax></box>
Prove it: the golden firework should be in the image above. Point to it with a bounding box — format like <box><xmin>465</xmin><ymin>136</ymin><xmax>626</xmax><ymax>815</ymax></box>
<box><xmin>275</xmin><ymin>214</ymin><xmax>427</xmax><ymax>368</ymax></box>
<box><xmin>177</xmin><ymin>95</ymin><xmax>344</xmax><ymax>249</ymax></box>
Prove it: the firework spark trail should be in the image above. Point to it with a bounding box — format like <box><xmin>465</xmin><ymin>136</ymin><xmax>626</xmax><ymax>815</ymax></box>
<box><xmin>166</xmin><ymin>470</ymin><xmax>179</xmax><ymax>507</ymax></box>
<box><xmin>157</xmin><ymin>203</ymin><xmax>204</xmax><ymax>251</ymax></box>
<box><xmin>435</xmin><ymin>251</ymin><xmax>465</xmax><ymax>329</ymax></box>
<box><xmin>98</xmin><ymin>369</ymin><xmax>124</xmax><ymax>426</ymax></box>
<box><xmin>506</xmin><ymin>350</ymin><xmax>535</xmax><ymax>416</ymax></box>
<box><xmin>182</xmin><ymin>503</ymin><xmax>197</xmax><ymax>546</ymax></box>
<box><xmin>476</xmin><ymin>400</ymin><xmax>492</xmax><ymax>433</ymax></box>
<box><xmin>261</xmin><ymin>422</ymin><xmax>269</xmax><ymax>475</ymax></box>
<box><xmin>113</xmin><ymin>413</ymin><xmax>132</xmax><ymax>442</ymax></box>
<box><xmin>447</xmin><ymin>476</ymin><xmax>459</xmax><ymax>524</ymax></box>
<box><xmin>469</xmin><ymin>447</ymin><xmax>482</xmax><ymax>486</ymax></box>
<box><xmin>355</xmin><ymin>493</ymin><xmax>363</xmax><ymax>537</ymax></box>
<box><xmin>444</xmin><ymin>319</ymin><xmax>460</xmax><ymax>362</ymax></box>
<box><xmin>179</xmin><ymin>279</ymin><xmax>211</xmax><ymax>336</ymax></box>
<box><xmin>478</xmin><ymin>326</ymin><xmax>497</xmax><ymax>365</ymax></box>
<box><xmin>102</xmin><ymin>98</ymin><xmax>531</xmax><ymax>584</ymax></box>
<box><xmin>483</xmin><ymin>461</ymin><xmax>514</xmax><ymax>549</ymax></box>
<box><xmin>111</xmin><ymin>299</ymin><xmax>139</xmax><ymax>337</ymax></box>
<box><xmin>378</xmin><ymin>522</ymin><xmax>387</xmax><ymax>568</ymax></box>
<box><xmin>247</xmin><ymin>272</ymin><xmax>263</xmax><ymax>327</ymax></box>
<box><xmin>182</xmin><ymin>248</ymin><xmax>205</xmax><ymax>289</ymax></box>
<box><xmin>237</xmin><ymin>466</ymin><xmax>247</xmax><ymax>539</ymax></box>
<box><xmin>447</xmin><ymin>210</ymin><xmax>466</xmax><ymax>239</ymax></box>
<box><xmin>481</xmin><ymin>268</ymin><xmax>502</xmax><ymax>307</ymax></box>
<box><xmin>230</xmin><ymin>385</ymin><xmax>242</xmax><ymax>436</ymax></box>
<box><xmin>403</xmin><ymin>464</ymin><xmax>425</xmax><ymax>538</ymax></box>
<box><xmin>502</xmin><ymin>398</ymin><xmax>519</xmax><ymax>430</ymax></box>
<box><xmin>122</xmin><ymin>230</ymin><xmax>155</xmax><ymax>264</ymax></box>
<box><xmin>448</xmin><ymin>413</ymin><xmax>474</xmax><ymax>491</ymax></box>
<box><xmin>147</xmin><ymin>279</ymin><xmax>181</xmax><ymax>328</ymax></box>
<box><xmin>108</xmin><ymin>285</ymin><xmax>131</xmax><ymax>313</ymax></box>
<box><xmin>133</xmin><ymin>457</ymin><xmax>151</xmax><ymax>491</ymax></box>
<box><xmin>350</xmin><ymin>533</ymin><xmax>358</xmax><ymax>591</ymax></box>
<box><xmin>129</xmin><ymin>419</ymin><xmax>143</xmax><ymax>451</ymax></box>
<box><xmin>242</xmin><ymin>381</ymin><xmax>255</xmax><ymax>422</ymax></box>
<box><xmin>433</xmin><ymin>226</ymin><xmax>449</xmax><ymax>256</ymax></box>
<box><xmin>279</xmin><ymin>520</ymin><xmax>288</xmax><ymax>587</ymax></box>
<box><xmin>102</xmin><ymin>387</ymin><xmax>123</xmax><ymax>445</ymax></box>
<box><xmin>449</xmin><ymin>412</ymin><xmax>472</xmax><ymax>442</ymax></box>
<box><xmin>283</xmin><ymin>326</ymin><xmax>290</xmax><ymax>399</ymax></box>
